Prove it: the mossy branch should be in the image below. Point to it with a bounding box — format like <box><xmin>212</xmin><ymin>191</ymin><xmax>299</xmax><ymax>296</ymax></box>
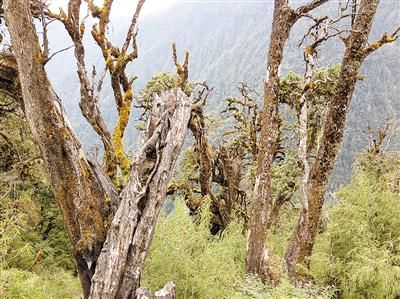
<box><xmin>172</xmin><ymin>43</ymin><xmax>189</xmax><ymax>87</ymax></box>
<box><xmin>363</xmin><ymin>26</ymin><xmax>400</xmax><ymax>57</ymax></box>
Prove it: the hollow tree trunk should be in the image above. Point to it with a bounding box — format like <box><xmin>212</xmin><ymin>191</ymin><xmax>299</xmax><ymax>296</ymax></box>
<box><xmin>2</xmin><ymin>1</ymin><xmax>119</xmax><ymax>297</ymax></box>
<box><xmin>284</xmin><ymin>0</ymin><xmax>380</xmax><ymax>275</ymax></box>
<box><xmin>90</xmin><ymin>90</ymin><xmax>192</xmax><ymax>298</ymax></box>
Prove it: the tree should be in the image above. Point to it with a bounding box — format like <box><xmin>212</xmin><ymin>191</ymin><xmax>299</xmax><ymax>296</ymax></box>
<box><xmin>246</xmin><ymin>0</ymin><xmax>329</xmax><ymax>277</ymax></box>
<box><xmin>171</xmin><ymin>82</ymin><xmax>259</xmax><ymax>234</ymax></box>
<box><xmin>246</xmin><ymin>0</ymin><xmax>399</xmax><ymax>279</ymax></box>
<box><xmin>2</xmin><ymin>0</ymin><xmax>192</xmax><ymax>297</ymax></box>
<box><xmin>285</xmin><ymin>0</ymin><xmax>399</xmax><ymax>277</ymax></box>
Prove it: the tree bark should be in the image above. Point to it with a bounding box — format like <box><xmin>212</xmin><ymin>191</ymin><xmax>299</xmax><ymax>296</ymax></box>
<box><xmin>2</xmin><ymin>1</ymin><xmax>118</xmax><ymax>297</ymax></box>
<box><xmin>285</xmin><ymin>49</ymin><xmax>314</xmax><ymax>278</ymax></box>
<box><xmin>90</xmin><ymin>90</ymin><xmax>191</xmax><ymax>298</ymax></box>
<box><xmin>246</xmin><ymin>0</ymin><xmax>296</xmax><ymax>276</ymax></box>
<box><xmin>246</xmin><ymin>0</ymin><xmax>329</xmax><ymax>277</ymax></box>
<box><xmin>284</xmin><ymin>0</ymin><xmax>380</xmax><ymax>275</ymax></box>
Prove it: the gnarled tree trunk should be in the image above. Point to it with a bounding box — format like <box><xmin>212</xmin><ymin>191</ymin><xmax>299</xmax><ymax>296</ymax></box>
<box><xmin>3</xmin><ymin>1</ymin><xmax>192</xmax><ymax>298</ymax></box>
<box><xmin>90</xmin><ymin>90</ymin><xmax>191</xmax><ymax>298</ymax></box>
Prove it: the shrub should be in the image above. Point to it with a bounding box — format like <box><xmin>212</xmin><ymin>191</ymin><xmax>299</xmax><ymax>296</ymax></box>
<box><xmin>311</xmin><ymin>153</ymin><xmax>400</xmax><ymax>299</ymax></box>
<box><xmin>142</xmin><ymin>199</ymin><xmax>246</xmax><ymax>298</ymax></box>
<box><xmin>233</xmin><ymin>275</ymin><xmax>335</xmax><ymax>299</ymax></box>
<box><xmin>0</xmin><ymin>268</ymin><xmax>81</xmax><ymax>299</ymax></box>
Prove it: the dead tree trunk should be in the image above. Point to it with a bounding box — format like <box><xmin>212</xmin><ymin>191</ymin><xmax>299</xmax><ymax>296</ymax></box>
<box><xmin>284</xmin><ymin>0</ymin><xmax>398</xmax><ymax>276</ymax></box>
<box><xmin>90</xmin><ymin>90</ymin><xmax>191</xmax><ymax>298</ymax></box>
<box><xmin>246</xmin><ymin>0</ymin><xmax>328</xmax><ymax>277</ymax></box>
<box><xmin>3</xmin><ymin>1</ymin><xmax>117</xmax><ymax>296</ymax></box>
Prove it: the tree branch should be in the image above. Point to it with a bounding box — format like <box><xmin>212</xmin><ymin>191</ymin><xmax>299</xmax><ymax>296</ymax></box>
<box><xmin>295</xmin><ymin>0</ymin><xmax>329</xmax><ymax>15</ymax></box>
<box><xmin>363</xmin><ymin>26</ymin><xmax>400</xmax><ymax>58</ymax></box>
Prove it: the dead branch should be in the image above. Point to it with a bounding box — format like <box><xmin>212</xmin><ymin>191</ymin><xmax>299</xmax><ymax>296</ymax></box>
<box><xmin>295</xmin><ymin>0</ymin><xmax>329</xmax><ymax>15</ymax></box>
<box><xmin>364</xmin><ymin>121</ymin><xmax>392</xmax><ymax>155</ymax></box>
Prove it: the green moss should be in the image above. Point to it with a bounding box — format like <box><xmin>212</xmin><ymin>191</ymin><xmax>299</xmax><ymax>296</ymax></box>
<box><xmin>112</xmin><ymin>87</ymin><xmax>134</xmax><ymax>177</ymax></box>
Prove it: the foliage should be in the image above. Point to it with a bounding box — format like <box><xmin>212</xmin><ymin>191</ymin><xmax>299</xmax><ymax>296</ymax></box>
<box><xmin>142</xmin><ymin>199</ymin><xmax>246</xmax><ymax>298</ymax></box>
<box><xmin>0</xmin><ymin>268</ymin><xmax>81</xmax><ymax>299</ymax></box>
<box><xmin>0</xmin><ymin>95</ymin><xmax>77</xmax><ymax>296</ymax></box>
<box><xmin>266</xmin><ymin>205</ymin><xmax>299</xmax><ymax>256</ymax></box>
<box><xmin>139</xmin><ymin>72</ymin><xmax>194</xmax><ymax>110</ymax></box>
<box><xmin>279</xmin><ymin>65</ymin><xmax>341</xmax><ymax>156</ymax></box>
<box><xmin>142</xmin><ymin>199</ymin><xmax>336</xmax><ymax>298</ymax></box>
<box><xmin>271</xmin><ymin>152</ymin><xmax>301</xmax><ymax>205</ymax></box>
<box><xmin>311</xmin><ymin>152</ymin><xmax>400</xmax><ymax>299</ymax></box>
<box><xmin>0</xmin><ymin>192</ymin><xmax>35</xmax><ymax>269</ymax></box>
<box><xmin>233</xmin><ymin>276</ymin><xmax>335</xmax><ymax>299</ymax></box>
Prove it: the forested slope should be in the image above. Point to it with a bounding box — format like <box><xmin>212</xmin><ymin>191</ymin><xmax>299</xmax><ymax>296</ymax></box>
<box><xmin>1</xmin><ymin>1</ymin><xmax>399</xmax><ymax>298</ymax></box>
<box><xmin>45</xmin><ymin>0</ymin><xmax>399</xmax><ymax>186</ymax></box>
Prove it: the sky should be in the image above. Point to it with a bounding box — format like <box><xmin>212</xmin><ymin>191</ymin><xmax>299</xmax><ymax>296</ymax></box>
<box><xmin>49</xmin><ymin>0</ymin><xmax>179</xmax><ymax>17</ymax></box>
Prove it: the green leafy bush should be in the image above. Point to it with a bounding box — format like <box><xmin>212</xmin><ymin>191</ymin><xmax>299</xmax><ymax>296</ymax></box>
<box><xmin>233</xmin><ymin>276</ymin><xmax>335</xmax><ymax>299</ymax></box>
<box><xmin>142</xmin><ymin>199</ymin><xmax>333</xmax><ymax>298</ymax></box>
<box><xmin>0</xmin><ymin>268</ymin><xmax>81</xmax><ymax>299</ymax></box>
<box><xmin>142</xmin><ymin>199</ymin><xmax>246</xmax><ymax>298</ymax></box>
<box><xmin>311</xmin><ymin>153</ymin><xmax>400</xmax><ymax>299</ymax></box>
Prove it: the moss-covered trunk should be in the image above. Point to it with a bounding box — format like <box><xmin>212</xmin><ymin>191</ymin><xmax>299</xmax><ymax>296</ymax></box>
<box><xmin>246</xmin><ymin>0</ymin><xmax>330</xmax><ymax>278</ymax></box>
<box><xmin>245</xmin><ymin>0</ymin><xmax>296</xmax><ymax>276</ymax></box>
<box><xmin>2</xmin><ymin>1</ymin><xmax>118</xmax><ymax>297</ymax></box>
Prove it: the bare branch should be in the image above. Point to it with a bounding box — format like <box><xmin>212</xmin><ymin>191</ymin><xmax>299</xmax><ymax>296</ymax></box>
<box><xmin>172</xmin><ymin>43</ymin><xmax>190</xmax><ymax>86</ymax></box>
<box><xmin>193</xmin><ymin>81</ymin><xmax>213</xmax><ymax>105</ymax></box>
<box><xmin>295</xmin><ymin>0</ymin><xmax>329</xmax><ymax>15</ymax></box>
<box><xmin>120</xmin><ymin>0</ymin><xmax>145</xmax><ymax>59</ymax></box>
<box><xmin>363</xmin><ymin>121</ymin><xmax>392</xmax><ymax>155</ymax></box>
<box><xmin>43</xmin><ymin>44</ymin><xmax>73</xmax><ymax>64</ymax></box>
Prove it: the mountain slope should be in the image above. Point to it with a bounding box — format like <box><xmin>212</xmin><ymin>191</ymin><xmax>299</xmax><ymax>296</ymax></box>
<box><xmin>45</xmin><ymin>0</ymin><xmax>400</xmax><ymax>187</ymax></box>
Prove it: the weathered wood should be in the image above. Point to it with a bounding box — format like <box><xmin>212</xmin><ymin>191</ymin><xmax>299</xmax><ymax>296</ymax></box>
<box><xmin>246</xmin><ymin>0</ymin><xmax>296</xmax><ymax>277</ymax></box>
<box><xmin>90</xmin><ymin>89</ymin><xmax>192</xmax><ymax>299</ymax></box>
<box><xmin>284</xmin><ymin>47</ymin><xmax>314</xmax><ymax>278</ymax></box>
